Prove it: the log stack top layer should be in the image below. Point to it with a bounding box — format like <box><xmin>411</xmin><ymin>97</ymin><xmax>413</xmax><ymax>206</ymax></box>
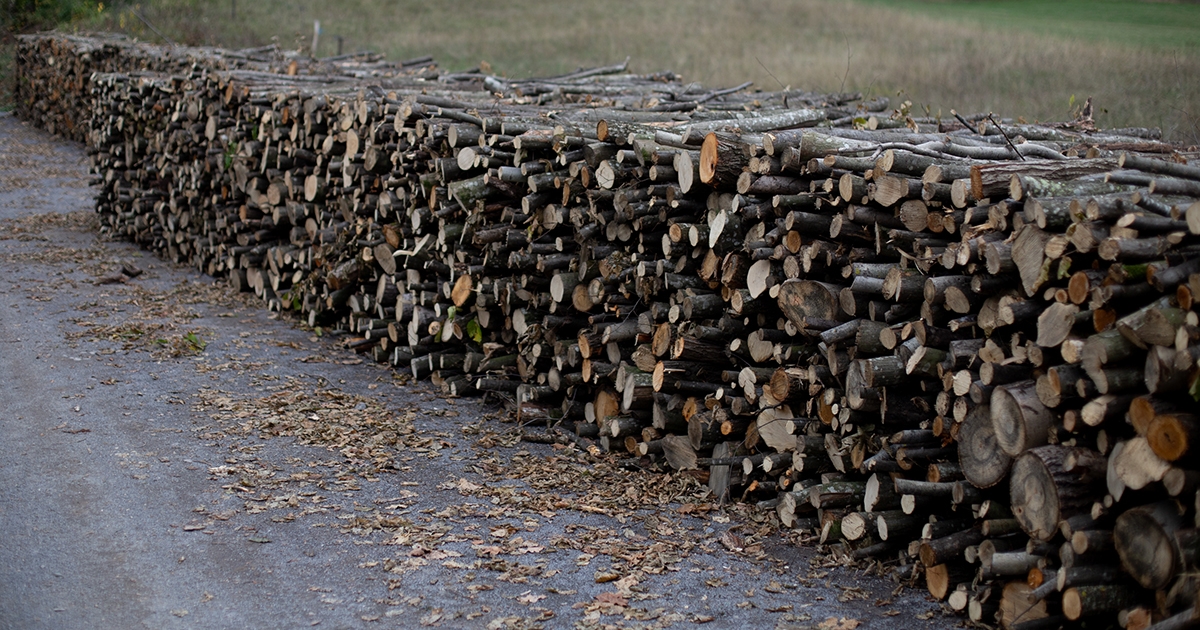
<box><xmin>17</xmin><ymin>31</ymin><xmax>1200</xmax><ymax>630</ymax></box>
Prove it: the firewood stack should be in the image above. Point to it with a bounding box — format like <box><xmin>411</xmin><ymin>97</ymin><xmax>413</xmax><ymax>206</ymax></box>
<box><xmin>17</xmin><ymin>32</ymin><xmax>1200</xmax><ymax>629</ymax></box>
<box><xmin>13</xmin><ymin>32</ymin><xmax>439</xmax><ymax>141</ymax></box>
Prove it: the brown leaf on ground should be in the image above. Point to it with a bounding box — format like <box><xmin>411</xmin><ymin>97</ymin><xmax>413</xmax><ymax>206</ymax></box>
<box><xmin>515</xmin><ymin>593</ymin><xmax>545</xmax><ymax>605</ymax></box>
<box><xmin>594</xmin><ymin>571</ymin><xmax>620</xmax><ymax>583</ymax></box>
<box><xmin>594</xmin><ymin>592</ymin><xmax>628</xmax><ymax>608</ymax></box>
<box><xmin>818</xmin><ymin>617</ymin><xmax>861</xmax><ymax>630</ymax></box>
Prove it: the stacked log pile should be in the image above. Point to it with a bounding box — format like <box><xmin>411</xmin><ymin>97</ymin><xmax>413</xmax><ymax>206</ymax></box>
<box><xmin>12</xmin><ymin>32</ymin><xmax>439</xmax><ymax>141</ymax></box>
<box><xmin>17</xmin><ymin>32</ymin><xmax>1200</xmax><ymax>630</ymax></box>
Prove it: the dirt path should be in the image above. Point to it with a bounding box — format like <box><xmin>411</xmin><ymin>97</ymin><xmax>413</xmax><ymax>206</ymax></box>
<box><xmin>0</xmin><ymin>112</ymin><xmax>950</xmax><ymax>629</ymax></box>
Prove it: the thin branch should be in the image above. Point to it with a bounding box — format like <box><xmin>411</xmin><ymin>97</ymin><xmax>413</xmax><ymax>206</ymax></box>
<box><xmin>648</xmin><ymin>81</ymin><xmax>753</xmax><ymax>112</ymax></box>
<box><xmin>988</xmin><ymin>112</ymin><xmax>1025</xmax><ymax>161</ymax></box>
<box><xmin>755</xmin><ymin>56</ymin><xmax>786</xmax><ymax>91</ymax></box>
<box><xmin>950</xmin><ymin>109</ymin><xmax>979</xmax><ymax>134</ymax></box>
<box><xmin>130</xmin><ymin>6</ymin><xmax>175</xmax><ymax>46</ymax></box>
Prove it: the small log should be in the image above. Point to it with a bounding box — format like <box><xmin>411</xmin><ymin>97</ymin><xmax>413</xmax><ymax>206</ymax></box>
<box><xmin>1035</xmin><ymin>302</ymin><xmax>1083</xmax><ymax>348</ymax></box>
<box><xmin>1062</xmin><ymin>584</ymin><xmax>1143</xmax><ymax>622</ymax></box>
<box><xmin>926</xmin><ymin>563</ymin><xmax>975</xmax><ymax>601</ymax></box>
<box><xmin>1146</xmin><ymin>345</ymin><xmax>1194</xmax><ymax>394</ymax></box>
<box><xmin>999</xmin><ymin>580</ymin><xmax>1050</xmax><ymax>629</ymax></box>
<box><xmin>982</xmin><ymin>550</ymin><xmax>1042</xmax><ymax>578</ymax></box>
<box><xmin>1144</xmin><ymin>606</ymin><xmax>1200</xmax><ymax>630</ymax></box>
<box><xmin>875</xmin><ymin>510</ymin><xmax>923</xmax><ymax>541</ymax></box>
<box><xmin>1148</xmin><ymin>413</ymin><xmax>1200</xmax><ymax>462</ymax></box>
<box><xmin>708</xmin><ymin>442</ymin><xmax>733</xmax><ymax>504</ymax></box>
<box><xmin>864</xmin><ymin>473</ymin><xmax>901</xmax><ymax>512</ymax></box>
<box><xmin>1013</xmin><ymin>225</ymin><xmax>1053</xmax><ymax>297</ymax></box>
<box><xmin>1110</xmin><ymin>437</ymin><xmax>1171</xmax><ymax>500</ymax></box>
<box><xmin>1070</xmin><ymin>529</ymin><xmax>1114</xmax><ymax>556</ymax></box>
<box><xmin>808</xmin><ymin>481</ymin><xmax>867</xmax><ymax>509</ymax></box>
<box><xmin>661</xmin><ymin>434</ymin><xmax>698</xmax><ymax>470</ymax></box>
<box><xmin>1056</xmin><ymin>564</ymin><xmax>1124</xmax><ymax>591</ymax></box>
<box><xmin>919</xmin><ymin>527</ymin><xmax>985</xmax><ymax>567</ymax></box>
<box><xmin>991</xmin><ymin>380</ymin><xmax>1055</xmax><ymax>457</ymax></box>
<box><xmin>699</xmin><ymin>132</ymin><xmax>749</xmax><ymax>189</ymax></box>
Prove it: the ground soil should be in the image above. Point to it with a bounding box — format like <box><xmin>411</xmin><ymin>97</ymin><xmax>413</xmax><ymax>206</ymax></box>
<box><xmin>0</xmin><ymin>112</ymin><xmax>956</xmax><ymax>629</ymax></box>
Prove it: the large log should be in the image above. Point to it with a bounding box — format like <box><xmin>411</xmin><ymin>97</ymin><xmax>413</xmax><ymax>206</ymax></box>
<box><xmin>1010</xmin><ymin>446</ymin><xmax>1106</xmax><ymax>541</ymax></box>
<box><xmin>777</xmin><ymin>280</ymin><xmax>843</xmax><ymax>329</ymax></box>
<box><xmin>1115</xmin><ymin>501</ymin><xmax>1186</xmax><ymax>591</ymax></box>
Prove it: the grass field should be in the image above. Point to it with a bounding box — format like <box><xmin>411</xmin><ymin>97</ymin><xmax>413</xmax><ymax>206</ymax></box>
<box><xmin>6</xmin><ymin>0</ymin><xmax>1200</xmax><ymax>142</ymax></box>
<box><xmin>0</xmin><ymin>41</ymin><xmax>13</xmax><ymax>110</ymax></box>
<box><xmin>860</xmin><ymin>0</ymin><xmax>1200</xmax><ymax>52</ymax></box>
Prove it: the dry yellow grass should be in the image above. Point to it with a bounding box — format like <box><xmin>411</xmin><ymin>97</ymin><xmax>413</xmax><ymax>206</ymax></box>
<box><xmin>89</xmin><ymin>0</ymin><xmax>1200</xmax><ymax>141</ymax></box>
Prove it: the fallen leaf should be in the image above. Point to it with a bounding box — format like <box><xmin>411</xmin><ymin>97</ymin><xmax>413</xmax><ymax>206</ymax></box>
<box><xmin>594</xmin><ymin>571</ymin><xmax>620</xmax><ymax>583</ymax></box>
<box><xmin>614</xmin><ymin>575</ymin><xmax>639</xmax><ymax>595</ymax></box>
<box><xmin>819</xmin><ymin>617</ymin><xmax>861</xmax><ymax>630</ymax></box>
<box><xmin>594</xmin><ymin>592</ymin><xmax>628</xmax><ymax>607</ymax></box>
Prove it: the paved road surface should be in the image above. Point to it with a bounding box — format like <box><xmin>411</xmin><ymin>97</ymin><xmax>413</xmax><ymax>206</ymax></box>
<box><xmin>0</xmin><ymin>112</ymin><xmax>951</xmax><ymax>629</ymax></box>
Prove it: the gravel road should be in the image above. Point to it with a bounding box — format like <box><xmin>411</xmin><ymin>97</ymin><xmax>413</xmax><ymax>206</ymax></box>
<box><xmin>0</xmin><ymin>112</ymin><xmax>952</xmax><ymax>629</ymax></box>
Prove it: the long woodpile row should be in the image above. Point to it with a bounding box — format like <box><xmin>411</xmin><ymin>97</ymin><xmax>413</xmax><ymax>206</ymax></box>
<box><xmin>13</xmin><ymin>32</ymin><xmax>440</xmax><ymax>142</ymax></box>
<box><xmin>17</xmin><ymin>32</ymin><xmax>1200</xmax><ymax>630</ymax></box>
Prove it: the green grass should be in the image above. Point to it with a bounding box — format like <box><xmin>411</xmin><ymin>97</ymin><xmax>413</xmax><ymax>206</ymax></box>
<box><xmin>0</xmin><ymin>41</ymin><xmax>13</xmax><ymax>112</ymax></box>
<box><xmin>2</xmin><ymin>0</ymin><xmax>103</xmax><ymax>32</ymax></box>
<box><xmin>856</xmin><ymin>0</ymin><xmax>1200</xmax><ymax>52</ymax></box>
<box><xmin>9</xmin><ymin>0</ymin><xmax>1200</xmax><ymax>142</ymax></box>
<box><xmin>1</xmin><ymin>0</ymin><xmax>104</xmax><ymax>111</ymax></box>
